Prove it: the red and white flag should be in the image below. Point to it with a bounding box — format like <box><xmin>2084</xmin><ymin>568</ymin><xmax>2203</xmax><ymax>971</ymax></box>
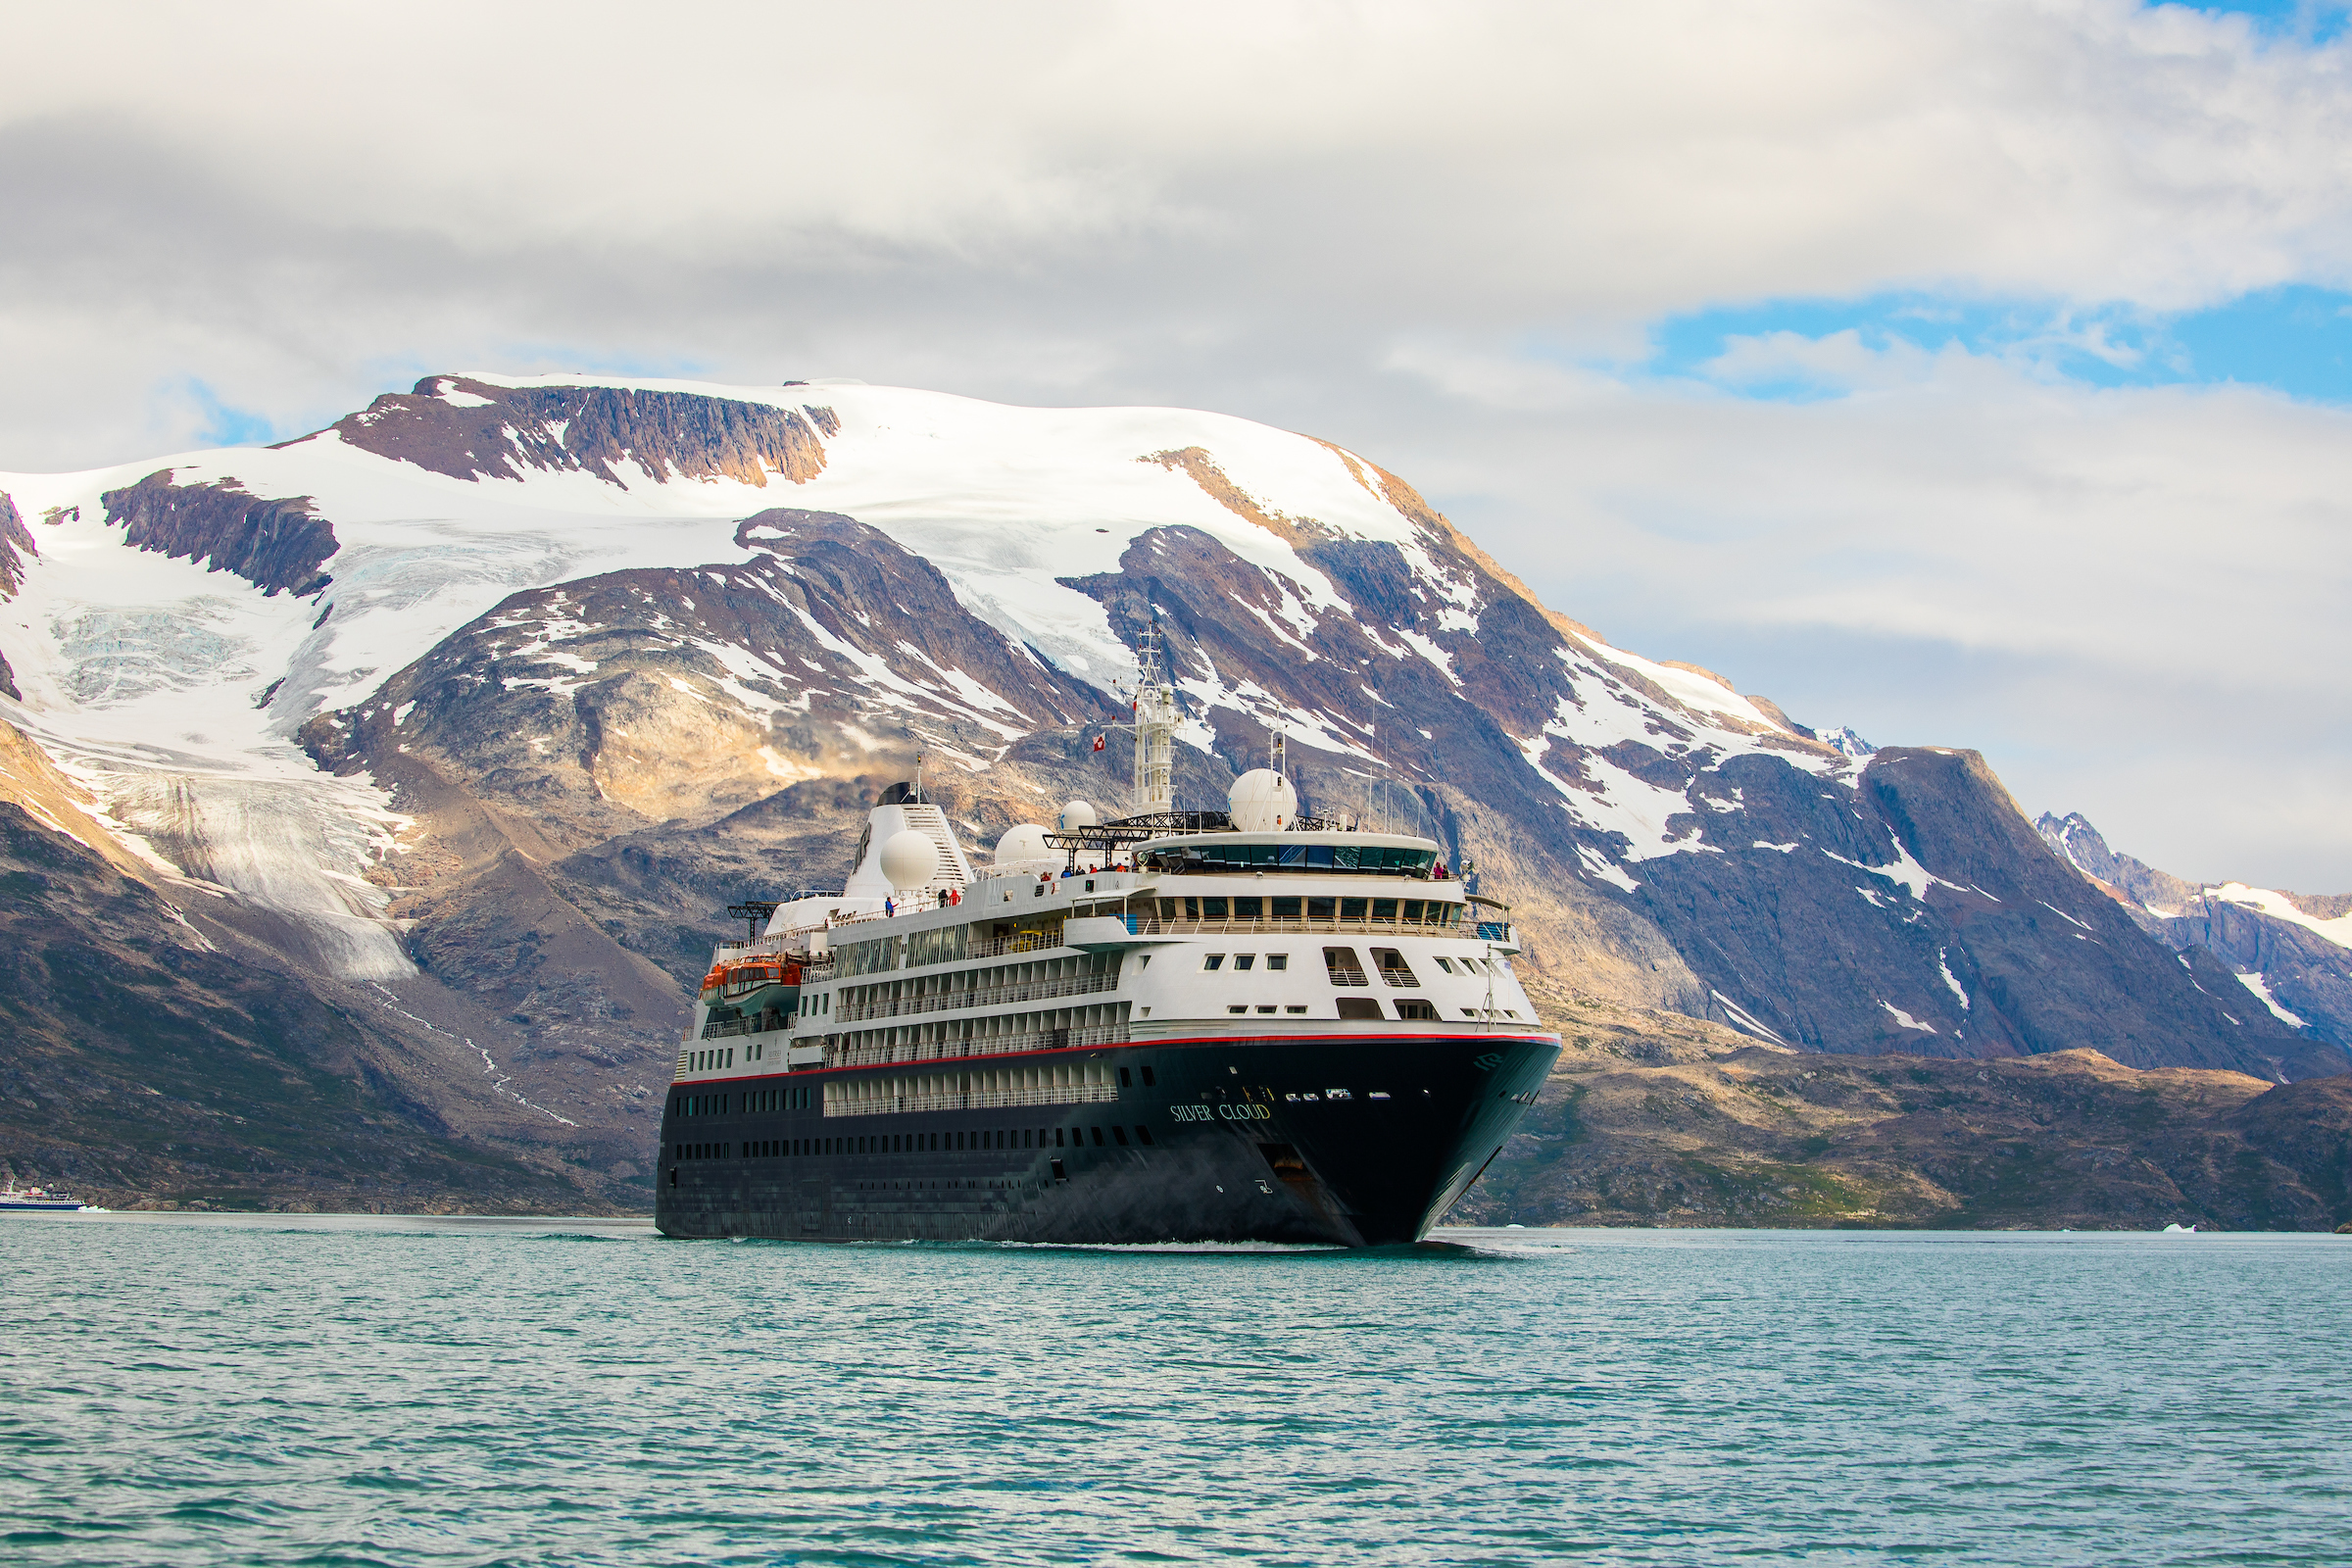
<box><xmin>1092</xmin><ymin>733</ymin><xmax>1106</xmax><ymax>753</ymax></box>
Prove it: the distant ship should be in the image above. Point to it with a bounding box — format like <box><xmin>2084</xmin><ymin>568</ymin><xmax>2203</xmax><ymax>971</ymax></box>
<box><xmin>654</xmin><ymin>636</ymin><xmax>1560</xmax><ymax>1246</ymax></box>
<box><xmin>0</xmin><ymin>1183</ymin><xmax>95</xmax><ymax>1212</ymax></box>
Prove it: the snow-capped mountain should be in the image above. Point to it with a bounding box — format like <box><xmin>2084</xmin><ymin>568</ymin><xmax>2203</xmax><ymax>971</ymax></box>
<box><xmin>2</xmin><ymin>372</ymin><xmax>2342</xmax><ymax>1125</ymax></box>
<box><xmin>2038</xmin><ymin>811</ymin><xmax>2352</xmax><ymax>1049</ymax></box>
<box><xmin>1816</xmin><ymin>725</ymin><xmax>1877</xmax><ymax>759</ymax></box>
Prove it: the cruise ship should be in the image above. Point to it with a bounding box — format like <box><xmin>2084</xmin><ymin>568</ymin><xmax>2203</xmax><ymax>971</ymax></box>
<box><xmin>655</xmin><ymin>655</ymin><xmax>1560</xmax><ymax>1246</ymax></box>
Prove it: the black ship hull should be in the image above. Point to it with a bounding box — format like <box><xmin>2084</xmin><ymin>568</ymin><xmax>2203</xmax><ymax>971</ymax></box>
<box><xmin>655</xmin><ymin>1030</ymin><xmax>1559</xmax><ymax>1247</ymax></box>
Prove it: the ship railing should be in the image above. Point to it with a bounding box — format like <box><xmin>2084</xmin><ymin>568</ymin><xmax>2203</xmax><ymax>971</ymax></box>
<box><xmin>702</xmin><ymin>1011</ymin><xmax>794</xmax><ymax>1041</ymax></box>
<box><xmin>710</xmin><ymin>939</ymin><xmax>837</xmax><ymax>968</ymax></box>
<box><xmin>839</xmin><ymin>970</ymin><xmax>1119</xmax><ymax>1023</ymax></box>
<box><xmin>1110</xmin><ymin>914</ymin><xmax>1479</xmax><ymax>941</ymax></box>
<box><xmin>825</xmin><ymin>1083</ymin><xmax>1120</xmax><ymax>1118</ymax></box>
<box><xmin>823</xmin><ymin>1022</ymin><xmax>1132</xmax><ymax>1070</ymax></box>
<box><xmin>965</xmin><ymin>931</ymin><xmax>1068</xmax><ymax>959</ymax></box>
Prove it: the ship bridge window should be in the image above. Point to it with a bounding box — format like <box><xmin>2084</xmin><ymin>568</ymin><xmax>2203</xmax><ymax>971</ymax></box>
<box><xmin>1149</xmin><ymin>843</ymin><xmax>1440</xmax><ymax>876</ymax></box>
<box><xmin>1201</xmin><ymin>955</ymin><xmax>1225</xmax><ymax>971</ymax></box>
<box><xmin>1233</xmin><ymin>955</ymin><xmax>1255</xmax><ymax>971</ymax></box>
<box><xmin>1434</xmin><ymin>957</ymin><xmax>1454</xmax><ymax>974</ymax></box>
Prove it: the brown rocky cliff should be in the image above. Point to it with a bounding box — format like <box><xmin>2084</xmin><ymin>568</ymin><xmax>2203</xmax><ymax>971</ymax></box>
<box><xmin>1455</xmin><ymin>1009</ymin><xmax>2352</xmax><ymax>1231</ymax></box>
<box><xmin>298</xmin><ymin>509</ymin><xmax>1124</xmax><ymax>1055</ymax></box>
<box><xmin>99</xmin><ymin>470</ymin><xmax>338</xmax><ymax>597</ymax></box>
<box><xmin>304</xmin><ymin>376</ymin><xmax>831</xmax><ymax>488</ymax></box>
<box><xmin>0</xmin><ymin>801</ymin><xmax>641</xmax><ymax>1214</ymax></box>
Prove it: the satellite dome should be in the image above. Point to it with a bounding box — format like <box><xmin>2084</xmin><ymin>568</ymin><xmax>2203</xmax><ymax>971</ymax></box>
<box><xmin>1228</xmin><ymin>768</ymin><xmax>1298</xmax><ymax>834</ymax></box>
<box><xmin>1058</xmin><ymin>799</ymin><xmax>1100</xmax><ymax>831</ymax></box>
<box><xmin>994</xmin><ymin>823</ymin><xmax>1054</xmax><ymax>867</ymax></box>
<box><xmin>878</xmin><ymin>829</ymin><xmax>941</xmax><ymax>891</ymax></box>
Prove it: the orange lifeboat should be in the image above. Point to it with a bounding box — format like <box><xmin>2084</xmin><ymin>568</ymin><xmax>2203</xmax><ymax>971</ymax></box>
<box><xmin>700</xmin><ymin>956</ymin><xmax>802</xmax><ymax>1021</ymax></box>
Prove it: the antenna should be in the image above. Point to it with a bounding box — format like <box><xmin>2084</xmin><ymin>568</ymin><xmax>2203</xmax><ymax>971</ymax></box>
<box><xmin>1131</xmin><ymin>606</ymin><xmax>1176</xmax><ymax>814</ymax></box>
<box><xmin>913</xmin><ymin>751</ymin><xmax>926</xmax><ymax>806</ymax></box>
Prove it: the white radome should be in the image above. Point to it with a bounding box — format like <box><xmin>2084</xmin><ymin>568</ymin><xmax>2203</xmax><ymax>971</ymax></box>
<box><xmin>878</xmin><ymin>829</ymin><xmax>941</xmax><ymax>891</ymax></box>
<box><xmin>1228</xmin><ymin>768</ymin><xmax>1298</xmax><ymax>834</ymax></box>
<box><xmin>993</xmin><ymin>822</ymin><xmax>1055</xmax><ymax>870</ymax></box>
<box><xmin>1058</xmin><ymin>799</ymin><xmax>1100</xmax><ymax>831</ymax></box>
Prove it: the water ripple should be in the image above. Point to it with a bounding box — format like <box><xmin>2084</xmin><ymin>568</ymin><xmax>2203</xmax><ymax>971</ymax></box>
<box><xmin>2</xmin><ymin>1216</ymin><xmax>2347</xmax><ymax>1565</ymax></box>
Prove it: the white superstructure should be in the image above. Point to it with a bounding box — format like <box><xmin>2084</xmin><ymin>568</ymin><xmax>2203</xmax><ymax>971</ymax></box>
<box><xmin>671</xmin><ymin>779</ymin><xmax>1538</xmax><ymax>1102</ymax></box>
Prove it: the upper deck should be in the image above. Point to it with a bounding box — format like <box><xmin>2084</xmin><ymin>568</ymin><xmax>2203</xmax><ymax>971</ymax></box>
<box><xmin>672</xmin><ymin>800</ymin><xmax>1544</xmax><ymax>1092</ymax></box>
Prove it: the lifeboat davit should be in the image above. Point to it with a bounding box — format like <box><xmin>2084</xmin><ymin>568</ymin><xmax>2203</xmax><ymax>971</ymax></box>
<box><xmin>699</xmin><ymin>956</ymin><xmax>802</xmax><ymax>1022</ymax></box>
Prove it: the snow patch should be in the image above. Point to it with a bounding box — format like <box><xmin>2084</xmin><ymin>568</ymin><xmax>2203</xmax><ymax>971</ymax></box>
<box><xmin>1938</xmin><ymin>950</ymin><xmax>1971</xmax><ymax>1011</ymax></box>
<box><xmin>2208</xmin><ymin>884</ymin><xmax>2352</xmax><ymax>951</ymax></box>
<box><xmin>2234</xmin><ymin>971</ymin><xmax>2309</xmax><ymax>1028</ymax></box>
<box><xmin>1880</xmin><ymin>1001</ymin><xmax>1937</xmax><ymax>1033</ymax></box>
<box><xmin>1711</xmin><ymin>991</ymin><xmax>1788</xmax><ymax>1046</ymax></box>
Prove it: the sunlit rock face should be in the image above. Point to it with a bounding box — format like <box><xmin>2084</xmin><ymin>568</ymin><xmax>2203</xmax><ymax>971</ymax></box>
<box><xmin>1</xmin><ymin>372</ymin><xmax>2342</xmax><ymax>1110</ymax></box>
<box><xmin>2039</xmin><ymin>811</ymin><xmax>2352</xmax><ymax>1052</ymax></box>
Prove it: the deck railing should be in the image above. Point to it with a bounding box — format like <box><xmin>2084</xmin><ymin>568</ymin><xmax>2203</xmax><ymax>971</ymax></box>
<box><xmin>1105</xmin><ymin>913</ymin><xmax>1489</xmax><ymax>942</ymax></box>
<box><xmin>839</xmin><ymin>970</ymin><xmax>1119</xmax><ymax>1023</ymax></box>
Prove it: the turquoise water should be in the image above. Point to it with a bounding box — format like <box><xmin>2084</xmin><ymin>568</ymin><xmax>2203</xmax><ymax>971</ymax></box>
<box><xmin>3</xmin><ymin>1218</ymin><xmax>2347</xmax><ymax>1566</ymax></box>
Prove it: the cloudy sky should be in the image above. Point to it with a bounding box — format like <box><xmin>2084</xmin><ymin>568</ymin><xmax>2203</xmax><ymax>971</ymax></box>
<box><xmin>6</xmin><ymin>0</ymin><xmax>2349</xmax><ymax>886</ymax></box>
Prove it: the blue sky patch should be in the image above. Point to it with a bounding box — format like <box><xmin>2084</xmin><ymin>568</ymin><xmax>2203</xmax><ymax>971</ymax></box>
<box><xmin>1633</xmin><ymin>285</ymin><xmax>2352</xmax><ymax>403</ymax></box>
<box><xmin>179</xmin><ymin>379</ymin><xmax>286</xmax><ymax>447</ymax></box>
<box><xmin>2167</xmin><ymin>1</ymin><xmax>2350</xmax><ymax>41</ymax></box>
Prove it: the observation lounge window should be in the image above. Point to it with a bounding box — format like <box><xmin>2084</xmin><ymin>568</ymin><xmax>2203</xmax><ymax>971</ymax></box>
<box><xmin>1307</xmin><ymin>898</ymin><xmax>1336</xmax><ymax>920</ymax></box>
<box><xmin>1202</xmin><ymin>897</ymin><xmax>1229</xmax><ymax>918</ymax></box>
<box><xmin>1236</xmin><ymin>896</ymin><xmax>1262</xmax><ymax>919</ymax></box>
<box><xmin>1272</xmin><ymin>897</ymin><xmax>1301</xmax><ymax>919</ymax></box>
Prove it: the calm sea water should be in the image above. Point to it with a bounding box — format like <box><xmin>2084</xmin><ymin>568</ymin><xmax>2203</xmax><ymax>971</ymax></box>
<box><xmin>2</xmin><ymin>1217</ymin><xmax>2346</xmax><ymax>1566</ymax></box>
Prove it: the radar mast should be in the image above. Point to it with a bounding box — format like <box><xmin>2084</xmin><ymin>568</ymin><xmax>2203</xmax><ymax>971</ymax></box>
<box><xmin>1132</xmin><ymin>612</ymin><xmax>1177</xmax><ymax>814</ymax></box>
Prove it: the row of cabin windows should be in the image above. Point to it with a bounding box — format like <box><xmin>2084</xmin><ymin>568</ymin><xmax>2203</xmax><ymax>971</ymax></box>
<box><xmin>1157</xmin><ymin>896</ymin><xmax>1457</xmax><ymax>923</ymax></box>
<box><xmin>675</xmin><ymin>1066</ymin><xmax>1158</xmax><ymax>1122</ymax></box>
<box><xmin>1200</xmin><ymin>953</ymin><xmax>1288</xmax><ymax>972</ymax></box>
<box><xmin>688</xmin><ymin>1048</ymin><xmax>733</xmax><ymax>1073</ymax></box>
<box><xmin>676</xmin><ymin>1086</ymin><xmax>817</xmax><ymax>1117</ymax></box>
<box><xmin>671</xmin><ymin>1124</ymin><xmax>1155</xmax><ymax>1163</ymax></box>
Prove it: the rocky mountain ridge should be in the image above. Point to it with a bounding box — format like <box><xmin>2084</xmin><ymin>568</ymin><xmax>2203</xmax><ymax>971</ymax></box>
<box><xmin>2038</xmin><ymin>811</ymin><xmax>2352</xmax><ymax>1050</ymax></box>
<box><xmin>2</xmin><ymin>371</ymin><xmax>2344</xmax><ymax>1209</ymax></box>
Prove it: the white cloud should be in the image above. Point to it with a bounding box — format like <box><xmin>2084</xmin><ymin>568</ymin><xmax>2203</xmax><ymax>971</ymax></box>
<box><xmin>2</xmin><ymin>0</ymin><xmax>2349</xmax><ymax>888</ymax></box>
<box><xmin>1374</xmin><ymin>339</ymin><xmax>2352</xmax><ymax>886</ymax></box>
